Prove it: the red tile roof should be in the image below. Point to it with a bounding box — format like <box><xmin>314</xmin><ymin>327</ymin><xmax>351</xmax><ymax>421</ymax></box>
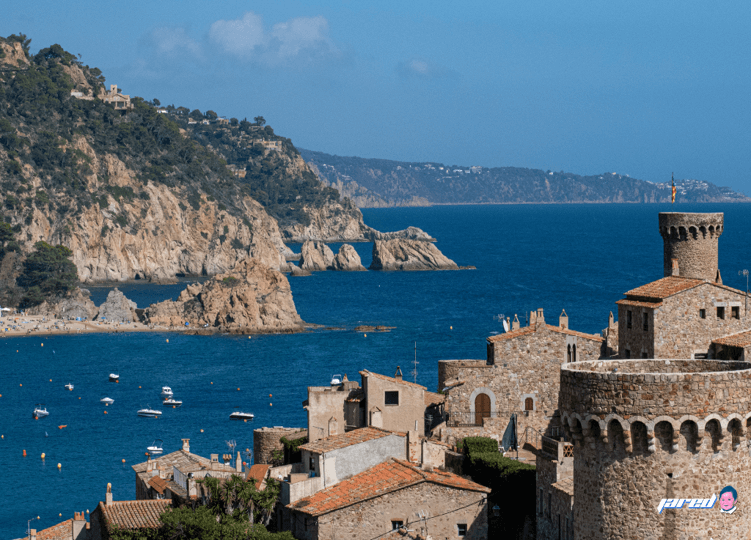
<box><xmin>615</xmin><ymin>299</ymin><xmax>663</xmax><ymax>309</ymax></box>
<box><xmin>100</xmin><ymin>499</ymin><xmax>171</xmax><ymax>531</ymax></box>
<box><xmin>713</xmin><ymin>330</ymin><xmax>751</xmax><ymax>348</ymax></box>
<box><xmin>288</xmin><ymin>458</ymin><xmax>490</xmax><ymax>516</ymax></box>
<box><xmin>487</xmin><ymin>324</ymin><xmax>602</xmax><ymax>343</ymax></box>
<box><xmin>33</xmin><ymin>519</ymin><xmax>72</xmax><ymax>540</ymax></box>
<box><xmin>300</xmin><ymin>427</ymin><xmax>401</xmax><ymax>454</ymax></box>
<box><xmin>246</xmin><ymin>464</ymin><xmax>271</xmax><ymax>489</ymax></box>
<box><xmin>360</xmin><ymin>370</ymin><xmax>426</xmax><ymax>390</ymax></box>
<box><xmin>623</xmin><ymin>276</ymin><xmax>704</xmax><ymax>299</ymax></box>
<box><xmin>424</xmin><ymin>391</ymin><xmax>445</xmax><ymax>406</ymax></box>
<box><xmin>148</xmin><ymin>476</ymin><xmax>169</xmax><ymax>494</ymax></box>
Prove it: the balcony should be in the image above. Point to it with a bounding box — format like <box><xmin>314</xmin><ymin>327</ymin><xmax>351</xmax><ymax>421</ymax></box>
<box><xmin>446</xmin><ymin>411</ymin><xmax>501</xmax><ymax>427</ymax></box>
<box><xmin>540</xmin><ymin>435</ymin><xmax>574</xmax><ymax>461</ymax></box>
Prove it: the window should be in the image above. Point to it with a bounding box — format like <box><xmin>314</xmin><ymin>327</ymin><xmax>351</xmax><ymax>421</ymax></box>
<box><xmin>626</xmin><ymin>310</ymin><xmax>632</xmax><ymax>329</ymax></box>
<box><xmin>624</xmin><ymin>349</ymin><xmax>631</xmax><ymax>359</ymax></box>
<box><xmin>717</xmin><ymin>306</ymin><xmax>725</xmax><ymax>320</ymax></box>
<box><xmin>642</xmin><ymin>312</ymin><xmax>649</xmax><ymax>331</ymax></box>
<box><xmin>732</xmin><ymin>306</ymin><xmax>740</xmax><ymax>319</ymax></box>
<box><xmin>567</xmin><ymin>344</ymin><xmax>571</xmax><ymax>363</ymax></box>
<box><xmin>525</xmin><ymin>397</ymin><xmax>534</xmax><ymax>411</ymax></box>
<box><xmin>641</xmin><ymin>352</ymin><xmax>648</xmax><ymax>359</ymax></box>
<box><xmin>309</xmin><ymin>457</ymin><xmax>315</xmax><ymax>470</ymax></box>
<box><xmin>457</xmin><ymin>524</ymin><xmax>467</xmax><ymax>536</ymax></box>
<box><xmin>572</xmin><ymin>344</ymin><xmax>577</xmax><ymax>362</ymax></box>
<box><xmin>391</xmin><ymin>521</ymin><xmax>403</xmax><ymax>531</ymax></box>
<box><xmin>699</xmin><ymin>309</ymin><xmax>706</xmax><ymax>319</ymax></box>
<box><xmin>385</xmin><ymin>391</ymin><xmax>399</xmax><ymax>405</ymax></box>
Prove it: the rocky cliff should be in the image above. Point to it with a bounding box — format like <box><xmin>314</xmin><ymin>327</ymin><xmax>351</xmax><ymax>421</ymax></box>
<box><xmin>144</xmin><ymin>258</ymin><xmax>304</xmax><ymax>333</ymax></box>
<box><xmin>26</xmin><ymin>287</ymin><xmax>98</xmax><ymax>320</ymax></box>
<box><xmin>298</xmin><ymin>241</ymin><xmax>366</xmax><ymax>272</ymax></box>
<box><xmin>369</xmin><ymin>239</ymin><xmax>459</xmax><ymax>271</ymax></box>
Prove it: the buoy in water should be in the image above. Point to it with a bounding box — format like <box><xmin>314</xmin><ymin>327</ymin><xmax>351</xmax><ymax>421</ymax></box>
<box><xmin>49</xmin><ymin>379</ymin><xmax>52</xmax><ymax>382</ymax></box>
<box><xmin>244</xmin><ymin>419</ymin><xmax>247</xmax><ymax>422</ymax></box>
<box><xmin>269</xmin><ymin>394</ymin><xmax>272</xmax><ymax>397</ymax></box>
<box><xmin>41</xmin><ymin>343</ymin><xmax>43</xmax><ymax>347</ymax></box>
<box><xmin>166</xmin><ymin>339</ymin><xmax>169</xmax><ymax>343</ymax></box>
<box><xmin>41</xmin><ymin>453</ymin><xmax>45</xmax><ymax>459</ymax></box>
<box><xmin>104</xmin><ymin>411</ymin><xmax>107</xmax><ymax>414</ymax></box>
<box><xmin>364</xmin><ymin>334</ymin><xmax>367</xmax><ymax>337</ymax></box>
<box><xmin>122</xmin><ymin>459</ymin><xmax>126</xmax><ymax>463</ymax></box>
<box><xmin>200</xmin><ymin>429</ymin><xmax>204</xmax><ymax>432</ymax></box>
<box><xmin>19</xmin><ymin>384</ymin><xmax>22</xmax><ymax>387</ymax></box>
<box><xmin>237</xmin><ymin>388</ymin><xmax>240</xmax><ymax>391</ymax></box>
<box><xmin>57</xmin><ymin>463</ymin><xmax>61</xmax><ymax>469</ymax></box>
<box><xmin>269</xmin><ymin>403</ymin><xmax>272</xmax><ymax>406</ymax></box>
<box><xmin>23</xmin><ymin>449</ymin><xmax>26</xmax><ymax>457</ymax></box>
<box><xmin>450</xmin><ymin>326</ymin><xmax>453</xmax><ymax>330</ymax></box>
<box><xmin>139</xmin><ymin>386</ymin><xmax>141</xmax><ymax>389</ymax></box>
<box><xmin>58</xmin><ymin>425</ymin><xmax>67</xmax><ymax>429</ymax></box>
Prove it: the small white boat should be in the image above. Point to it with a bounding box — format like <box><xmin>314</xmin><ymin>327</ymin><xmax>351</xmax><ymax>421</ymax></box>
<box><xmin>137</xmin><ymin>407</ymin><xmax>162</xmax><ymax>418</ymax></box>
<box><xmin>109</xmin><ymin>372</ymin><xmax>119</xmax><ymax>382</ymax></box>
<box><xmin>33</xmin><ymin>404</ymin><xmax>49</xmax><ymax>419</ymax></box>
<box><xmin>64</xmin><ymin>383</ymin><xmax>74</xmax><ymax>391</ymax></box>
<box><xmin>163</xmin><ymin>398</ymin><xmax>182</xmax><ymax>408</ymax></box>
<box><xmin>229</xmin><ymin>411</ymin><xmax>255</xmax><ymax>421</ymax></box>
<box><xmin>160</xmin><ymin>386</ymin><xmax>173</xmax><ymax>398</ymax></box>
<box><xmin>147</xmin><ymin>439</ymin><xmax>164</xmax><ymax>455</ymax></box>
<box><xmin>330</xmin><ymin>374</ymin><xmax>342</xmax><ymax>385</ymax></box>
<box><xmin>101</xmin><ymin>397</ymin><xmax>115</xmax><ymax>405</ymax></box>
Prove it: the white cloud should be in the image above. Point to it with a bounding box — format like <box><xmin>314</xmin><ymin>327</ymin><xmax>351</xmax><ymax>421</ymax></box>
<box><xmin>397</xmin><ymin>58</ymin><xmax>457</xmax><ymax>80</ymax></box>
<box><xmin>144</xmin><ymin>27</ymin><xmax>202</xmax><ymax>59</ymax></box>
<box><xmin>209</xmin><ymin>11</ymin><xmax>339</xmax><ymax>64</ymax></box>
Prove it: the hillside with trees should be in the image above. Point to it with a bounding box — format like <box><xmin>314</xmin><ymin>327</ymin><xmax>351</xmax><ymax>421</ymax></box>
<box><xmin>301</xmin><ymin>149</ymin><xmax>750</xmax><ymax>207</ymax></box>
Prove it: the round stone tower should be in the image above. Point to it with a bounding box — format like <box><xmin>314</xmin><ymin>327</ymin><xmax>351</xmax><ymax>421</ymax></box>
<box><xmin>560</xmin><ymin>359</ymin><xmax>751</xmax><ymax>539</ymax></box>
<box><xmin>659</xmin><ymin>212</ymin><xmax>723</xmax><ymax>281</ymax></box>
<box><xmin>253</xmin><ymin>427</ymin><xmax>307</xmax><ymax>465</ymax></box>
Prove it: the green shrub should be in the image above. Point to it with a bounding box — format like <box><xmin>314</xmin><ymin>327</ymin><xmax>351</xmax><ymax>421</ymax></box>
<box><xmin>462</xmin><ymin>436</ymin><xmax>498</xmax><ymax>456</ymax></box>
<box><xmin>280</xmin><ymin>435</ymin><xmax>308</xmax><ymax>464</ymax></box>
<box><xmin>230</xmin><ymin>238</ymin><xmax>244</xmax><ymax>250</ymax></box>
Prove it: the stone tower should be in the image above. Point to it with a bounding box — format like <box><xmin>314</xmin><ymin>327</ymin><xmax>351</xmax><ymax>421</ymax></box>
<box><xmin>659</xmin><ymin>212</ymin><xmax>723</xmax><ymax>281</ymax></box>
<box><xmin>560</xmin><ymin>359</ymin><xmax>751</xmax><ymax>539</ymax></box>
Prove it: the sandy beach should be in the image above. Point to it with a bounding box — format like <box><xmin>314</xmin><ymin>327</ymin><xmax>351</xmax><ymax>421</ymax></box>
<box><xmin>0</xmin><ymin>315</ymin><xmax>178</xmax><ymax>337</ymax></box>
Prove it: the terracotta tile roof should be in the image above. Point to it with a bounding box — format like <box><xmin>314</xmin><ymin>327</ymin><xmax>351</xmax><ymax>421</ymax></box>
<box><xmin>246</xmin><ymin>464</ymin><xmax>270</xmax><ymax>489</ymax></box>
<box><xmin>713</xmin><ymin>330</ymin><xmax>751</xmax><ymax>348</ymax></box>
<box><xmin>487</xmin><ymin>324</ymin><xmax>602</xmax><ymax>343</ymax></box>
<box><xmin>132</xmin><ymin>449</ymin><xmax>237</xmax><ymax>475</ymax></box>
<box><xmin>615</xmin><ymin>299</ymin><xmax>663</xmax><ymax>308</ymax></box>
<box><xmin>101</xmin><ymin>499</ymin><xmax>171</xmax><ymax>531</ymax></box>
<box><xmin>148</xmin><ymin>476</ymin><xmax>169</xmax><ymax>494</ymax></box>
<box><xmin>552</xmin><ymin>476</ymin><xmax>574</xmax><ymax>496</ymax></box>
<box><xmin>288</xmin><ymin>458</ymin><xmax>489</xmax><ymax>516</ymax></box>
<box><xmin>34</xmin><ymin>519</ymin><xmax>72</xmax><ymax>540</ymax></box>
<box><xmin>360</xmin><ymin>370</ymin><xmax>426</xmax><ymax>390</ymax></box>
<box><xmin>300</xmin><ymin>427</ymin><xmax>400</xmax><ymax>454</ymax></box>
<box><xmin>623</xmin><ymin>276</ymin><xmax>704</xmax><ymax>300</ymax></box>
<box><xmin>424</xmin><ymin>391</ymin><xmax>445</xmax><ymax>406</ymax></box>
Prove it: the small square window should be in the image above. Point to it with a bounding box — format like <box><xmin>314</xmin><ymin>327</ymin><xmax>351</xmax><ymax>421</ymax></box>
<box><xmin>732</xmin><ymin>306</ymin><xmax>740</xmax><ymax>319</ymax></box>
<box><xmin>699</xmin><ymin>309</ymin><xmax>706</xmax><ymax>319</ymax></box>
<box><xmin>624</xmin><ymin>349</ymin><xmax>631</xmax><ymax>359</ymax></box>
<box><xmin>642</xmin><ymin>312</ymin><xmax>649</xmax><ymax>331</ymax></box>
<box><xmin>391</xmin><ymin>520</ymin><xmax>403</xmax><ymax>531</ymax></box>
<box><xmin>385</xmin><ymin>391</ymin><xmax>399</xmax><ymax>405</ymax></box>
<box><xmin>717</xmin><ymin>306</ymin><xmax>725</xmax><ymax>320</ymax></box>
<box><xmin>457</xmin><ymin>523</ymin><xmax>467</xmax><ymax>536</ymax></box>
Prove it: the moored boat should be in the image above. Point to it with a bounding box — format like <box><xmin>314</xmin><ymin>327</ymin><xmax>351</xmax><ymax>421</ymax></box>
<box><xmin>229</xmin><ymin>411</ymin><xmax>254</xmax><ymax>420</ymax></box>
<box><xmin>33</xmin><ymin>404</ymin><xmax>49</xmax><ymax>419</ymax></box>
<box><xmin>137</xmin><ymin>407</ymin><xmax>162</xmax><ymax>418</ymax></box>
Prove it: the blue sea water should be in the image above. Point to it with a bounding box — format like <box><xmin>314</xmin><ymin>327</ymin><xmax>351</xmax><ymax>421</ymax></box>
<box><xmin>1</xmin><ymin>203</ymin><xmax>750</xmax><ymax>537</ymax></box>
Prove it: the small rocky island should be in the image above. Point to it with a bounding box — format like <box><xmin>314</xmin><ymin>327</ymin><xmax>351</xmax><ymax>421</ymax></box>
<box><xmin>369</xmin><ymin>239</ymin><xmax>459</xmax><ymax>271</ymax></box>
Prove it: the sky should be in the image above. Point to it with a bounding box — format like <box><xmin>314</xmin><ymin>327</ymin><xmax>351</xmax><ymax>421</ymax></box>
<box><xmin>5</xmin><ymin>1</ymin><xmax>751</xmax><ymax>193</ymax></box>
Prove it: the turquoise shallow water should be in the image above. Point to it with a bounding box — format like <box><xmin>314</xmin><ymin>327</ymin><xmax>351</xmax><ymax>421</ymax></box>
<box><xmin>1</xmin><ymin>203</ymin><xmax>750</xmax><ymax>537</ymax></box>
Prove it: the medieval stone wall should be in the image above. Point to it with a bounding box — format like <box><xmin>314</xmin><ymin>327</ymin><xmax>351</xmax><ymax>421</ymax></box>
<box><xmin>253</xmin><ymin>427</ymin><xmax>307</xmax><ymax>465</ymax></box>
<box><xmin>290</xmin><ymin>482</ymin><xmax>488</xmax><ymax>540</ymax></box>
<box><xmin>618</xmin><ymin>282</ymin><xmax>748</xmax><ymax>359</ymax></box>
<box><xmin>536</xmin><ymin>453</ymin><xmax>574</xmax><ymax>540</ymax></box>
<box><xmin>560</xmin><ymin>359</ymin><xmax>751</xmax><ymax>539</ymax></box>
<box><xmin>438</xmin><ymin>359</ymin><xmax>487</xmax><ymax>391</ymax></box>
<box><xmin>659</xmin><ymin>212</ymin><xmax>723</xmax><ymax>281</ymax></box>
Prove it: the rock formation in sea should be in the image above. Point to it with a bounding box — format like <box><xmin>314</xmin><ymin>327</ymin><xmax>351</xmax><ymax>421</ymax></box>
<box><xmin>26</xmin><ymin>288</ymin><xmax>99</xmax><ymax>320</ymax></box>
<box><xmin>299</xmin><ymin>241</ymin><xmax>335</xmax><ymax>271</ymax></box>
<box><xmin>97</xmin><ymin>288</ymin><xmax>139</xmax><ymax>323</ymax></box>
<box><xmin>330</xmin><ymin>244</ymin><xmax>367</xmax><ymax>271</ymax></box>
<box><xmin>369</xmin><ymin>239</ymin><xmax>459</xmax><ymax>271</ymax></box>
<box><xmin>367</xmin><ymin>226</ymin><xmax>436</xmax><ymax>242</ymax></box>
<box><xmin>143</xmin><ymin>258</ymin><xmax>304</xmax><ymax>333</ymax></box>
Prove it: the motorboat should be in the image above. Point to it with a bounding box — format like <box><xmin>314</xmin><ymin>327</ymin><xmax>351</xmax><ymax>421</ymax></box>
<box><xmin>137</xmin><ymin>407</ymin><xmax>162</xmax><ymax>418</ymax></box>
<box><xmin>33</xmin><ymin>404</ymin><xmax>49</xmax><ymax>419</ymax></box>
<box><xmin>64</xmin><ymin>383</ymin><xmax>74</xmax><ymax>391</ymax></box>
<box><xmin>163</xmin><ymin>398</ymin><xmax>182</xmax><ymax>408</ymax></box>
<box><xmin>330</xmin><ymin>374</ymin><xmax>342</xmax><ymax>385</ymax></box>
<box><xmin>109</xmin><ymin>372</ymin><xmax>119</xmax><ymax>382</ymax></box>
<box><xmin>101</xmin><ymin>397</ymin><xmax>115</xmax><ymax>405</ymax></box>
<box><xmin>147</xmin><ymin>439</ymin><xmax>163</xmax><ymax>455</ymax></box>
<box><xmin>160</xmin><ymin>386</ymin><xmax>173</xmax><ymax>398</ymax></box>
<box><xmin>229</xmin><ymin>411</ymin><xmax>255</xmax><ymax>421</ymax></box>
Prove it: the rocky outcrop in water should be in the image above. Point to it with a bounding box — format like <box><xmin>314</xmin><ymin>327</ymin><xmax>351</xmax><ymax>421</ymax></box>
<box><xmin>26</xmin><ymin>288</ymin><xmax>98</xmax><ymax>320</ymax></box>
<box><xmin>143</xmin><ymin>258</ymin><xmax>304</xmax><ymax>333</ymax></box>
<box><xmin>367</xmin><ymin>226</ymin><xmax>436</xmax><ymax>242</ymax></box>
<box><xmin>97</xmin><ymin>288</ymin><xmax>138</xmax><ymax>323</ymax></box>
<box><xmin>369</xmin><ymin>239</ymin><xmax>459</xmax><ymax>271</ymax></box>
<box><xmin>331</xmin><ymin>244</ymin><xmax>366</xmax><ymax>271</ymax></box>
<box><xmin>299</xmin><ymin>241</ymin><xmax>335</xmax><ymax>271</ymax></box>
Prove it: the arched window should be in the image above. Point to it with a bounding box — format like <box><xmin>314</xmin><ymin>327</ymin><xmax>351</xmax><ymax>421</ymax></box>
<box><xmin>567</xmin><ymin>344</ymin><xmax>571</xmax><ymax>363</ymax></box>
<box><xmin>474</xmin><ymin>393</ymin><xmax>490</xmax><ymax>426</ymax></box>
<box><xmin>572</xmin><ymin>344</ymin><xmax>577</xmax><ymax>362</ymax></box>
<box><xmin>524</xmin><ymin>397</ymin><xmax>534</xmax><ymax>411</ymax></box>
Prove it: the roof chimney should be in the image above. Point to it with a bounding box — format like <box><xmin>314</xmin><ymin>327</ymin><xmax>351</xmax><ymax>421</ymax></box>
<box><xmin>236</xmin><ymin>451</ymin><xmax>242</xmax><ymax>473</ymax></box>
<box><xmin>512</xmin><ymin>314</ymin><xmax>520</xmax><ymax>330</ymax></box>
<box><xmin>394</xmin><ymin>366</ymin><xmax>403</xmax><ymax>381</ymax></box>
<box><xmin>29</xmin><ymin>530</ymin><xmax>37</xmax><ymax>540</ymax></box>
<box><xmin>182</xmin><ymin>438</ymin><xmax>190</xmax><ymax>453</ymax></box>
<box><xmin>716</xmin><ymin>269</ymin><xmax>723</xmax><ymax>284</ymax></box>
<box><xmin>105</xmin><ymin>483</ymin><xmax>113</xmax><ymax>506</ymax></box>
<box><xmin>671</xmin><ymin>258</ymin><xmax>680</xmax><ymax>276</ymax></box>
<box><xmin>559</xmin><ymin>309</ymin><xmax>568</xmax><ymax>330</ymax></box>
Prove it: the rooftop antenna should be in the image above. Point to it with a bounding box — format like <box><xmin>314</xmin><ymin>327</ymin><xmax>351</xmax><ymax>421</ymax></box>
<box><xmin>411</xmin><ymin>341</ymin><xmax>418</xmax><ymax>383</ymax></box>
<box><xmin>225</xmin><ymin>439</ymin><xmax>237</xmax><ymax>454</ymax></box>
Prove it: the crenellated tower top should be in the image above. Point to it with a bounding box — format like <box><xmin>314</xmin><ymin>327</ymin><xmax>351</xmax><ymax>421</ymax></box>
<box><xmin>658</xmin><ymin>212</ymin><xmax>723</xmax><ymax>281</ymax></box>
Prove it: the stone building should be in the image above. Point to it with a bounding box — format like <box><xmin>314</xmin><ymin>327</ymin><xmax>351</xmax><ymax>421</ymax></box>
<box><xmin>98</xmin><ymin>84</ymin><xmax>133</xmax><ymax>113</ymax></box>
<box><xmin>285</xmin><ymin>458</ymin><xmax>490</xmax><ymax>540</ymax></box>
<box><xmin>253</xmin><ymin>426</ymin><xmax>307</xmax><ymax>465</ymax></box>
<box><xmin>438</xmin><ymin>309</ymin><xmax>604</xmax><ymax>445</ymax></box>
<box><xmin>559</xmin><ymin>359</ymin><xmax>751</xmax><ymax>539</ymax></box>
<box><xmin>304</xmin><ymin>370</ymin><xmax>444</xmax><ymax>442</ymax></box>
<box><xmin>89</xmin><ymin>484</ymin><xmax>171</xmax><ymax>540</ymax></box>
<box><xmin>535</xmin><ymin>435</ymin><xmax>574</xmax><ymax>540</ymax></box>
<box><xmin>22</xmin><ymin>512</ymin><xmax>90</xmax><ymax>540</ymax></box>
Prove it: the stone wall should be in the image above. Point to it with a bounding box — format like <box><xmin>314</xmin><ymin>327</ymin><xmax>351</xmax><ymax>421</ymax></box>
<box><xmin>659</xmin><ymin>212</ymin><xmax>723</xmax><ymax>281</ymax></box>
<box><xmin>363</xmin><ymin>374</ymin><xmax>427</xmax><ymax>435</ymax></box>
<box><xmin>560</xmin><ymin>359</ymin><xmax>751</xmax><ymax>539</ymax></box>
<box><xmin>438</xmin><ymin>359</ymin><xmax>487</xmax><ymax>391</ymax></box>
<box><xmin>290</xmin><ymin>482</ymin><xmax>488</xmax><ymax>540</ymax></box>
<box><xmin>618</xmin><ymin>282</ymin><xmax>748</xmax><ymax>359</ymax></box>
<box><xmin>253</xmin><ymin>427</ymin><xmax>307</xmax><ymax>465</ymax></box>
<box><xmin>306</xmin><ymin>381</ymin><xmax>360</xmax><ymax>442</ymax></box>
<box><xmin>536</xmin><ymin>438</ymin><xmax>574</xmax><ymax>540</ymax></box>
